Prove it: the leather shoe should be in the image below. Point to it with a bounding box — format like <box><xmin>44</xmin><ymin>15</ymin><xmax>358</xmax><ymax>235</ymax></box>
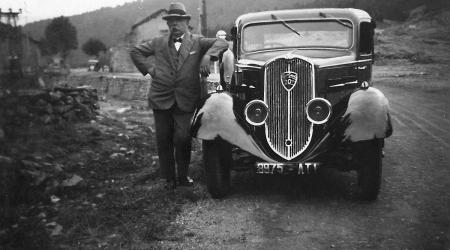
<box><xmin>178</xmin><ymin>176</ymin><xmax>194</xmax><ymax>186</ymax></box>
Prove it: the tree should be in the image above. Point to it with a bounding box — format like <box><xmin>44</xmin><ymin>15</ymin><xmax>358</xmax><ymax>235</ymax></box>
<box><xmin>82</xmin><ymin>38</ymin><xmax>107</xmax><ymax>57</ymax></box>
<box><xmin>44</xmin><ymin>16</ymin><xmax>78</xmax><ymax>59</ymax></box>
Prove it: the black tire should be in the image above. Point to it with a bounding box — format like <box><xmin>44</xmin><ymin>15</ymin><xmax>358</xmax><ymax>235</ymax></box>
<box><xmin>353</xmin><ymin>139</ymin><xmax>383</xmax><ymax>201</ymax></box>
<box><xmin>203</xmin><ymin>139</ymin><xmax>232</xmax><ymax>198</ymax></box>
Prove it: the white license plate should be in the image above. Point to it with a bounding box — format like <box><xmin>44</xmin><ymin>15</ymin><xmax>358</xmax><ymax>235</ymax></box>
<box><xmin>256</xmin><ymin>162</ymin><xmax>320</xmax><ymax>175</ymax></box>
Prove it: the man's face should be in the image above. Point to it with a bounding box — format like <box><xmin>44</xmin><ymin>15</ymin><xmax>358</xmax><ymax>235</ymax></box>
<box><xmin>166</xmin><ymin>18</ymin><xmax>189</xmax><ymax>38</ymax></box>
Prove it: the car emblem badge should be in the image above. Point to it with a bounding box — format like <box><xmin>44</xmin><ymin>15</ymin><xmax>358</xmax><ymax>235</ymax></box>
<box><xmin>281</xmin><ymin>64</ymin><xmax>297</xmax><ymax>91</ymax></box>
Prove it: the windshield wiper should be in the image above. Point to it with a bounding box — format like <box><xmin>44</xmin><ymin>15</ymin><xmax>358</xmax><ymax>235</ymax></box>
<box><xmin>271</xmin><ymin>14</ymin><xmax>302</xmax><ymax>38</ymax></box>
<box><xmin>319</xmin><ymin>12</ymin><xmax>352</xmax><ymax>29</ymax></box>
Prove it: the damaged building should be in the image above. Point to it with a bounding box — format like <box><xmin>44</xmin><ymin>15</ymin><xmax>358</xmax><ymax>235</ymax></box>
<box><xmin>110</xmin><ymin>9</ymin><xmax>168</xmax><ymax>73</ymax></box>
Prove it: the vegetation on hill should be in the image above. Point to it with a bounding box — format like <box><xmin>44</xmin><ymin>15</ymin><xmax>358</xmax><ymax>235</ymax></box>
<box><xmin>23</xmin><ymin>0</ymin><xmax>449</xmax><ymax>67</ymax></box>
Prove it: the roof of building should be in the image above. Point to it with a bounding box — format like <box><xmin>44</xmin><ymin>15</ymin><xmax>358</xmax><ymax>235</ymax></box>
<box><xmin>131</xmin><ymin>9</ymin><xmax>167</xmax><ymax>30</ymax></box>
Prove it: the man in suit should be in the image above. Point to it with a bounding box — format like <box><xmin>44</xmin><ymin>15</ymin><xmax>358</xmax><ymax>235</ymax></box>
<box><xmin>130</xmin><ymin>2</ymin><xmax>228</xmax><ymax>189</ymax></box>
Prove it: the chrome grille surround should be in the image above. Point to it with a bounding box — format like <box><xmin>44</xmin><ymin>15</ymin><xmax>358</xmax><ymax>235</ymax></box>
<box><xmin>264</xmin><ymin>54</ymin><xmax>315</xmax><ymax>160</ymax></box>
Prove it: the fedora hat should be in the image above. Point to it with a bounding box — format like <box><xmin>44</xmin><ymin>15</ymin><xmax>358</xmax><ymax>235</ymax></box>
<box><xmin>162</xmin><ymin>2</ymin><xmax>191</xmax><ymax>20</ymax></box>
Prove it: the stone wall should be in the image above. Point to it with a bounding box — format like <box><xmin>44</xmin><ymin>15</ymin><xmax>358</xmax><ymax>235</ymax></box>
<box><xmin>52</xmin><ymin>74</ymin><xmax>150</xmax><ymax>101</ymax></box>
<box><xmin>0</xmin><ymin>87</ymin><xmax>99</xmax><ymax>131</ymax></box>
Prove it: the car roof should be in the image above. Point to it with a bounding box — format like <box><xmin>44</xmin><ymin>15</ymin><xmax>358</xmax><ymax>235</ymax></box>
<box><xmin>236</xmin><ymin>8</ymin><xmax>371</xmax><ymax>26</ymax></box>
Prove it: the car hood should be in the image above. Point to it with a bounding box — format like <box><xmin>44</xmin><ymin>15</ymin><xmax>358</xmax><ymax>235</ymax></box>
<box><xmin>239</xmin><ymin>49</ymin><xmax>356</xmax><ymax>68</ymax></box>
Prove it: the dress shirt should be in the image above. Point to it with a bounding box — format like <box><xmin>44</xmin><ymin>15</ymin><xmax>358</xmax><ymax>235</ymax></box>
<box><xmin>174</xmin><ymin>34</ymin><xmax>185</xmax><ymax>51</ymax></box>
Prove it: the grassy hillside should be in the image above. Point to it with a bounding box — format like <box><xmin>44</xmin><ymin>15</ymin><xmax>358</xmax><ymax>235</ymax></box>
<box><xmin>23</xmin><ymin>0</ymin><xmax>448</xmax><ymax>67</ymax></box>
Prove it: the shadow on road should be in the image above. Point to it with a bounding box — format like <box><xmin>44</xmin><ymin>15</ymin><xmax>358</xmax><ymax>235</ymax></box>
<box><xmin>228</xmin><ymin>168</ymin><xmax>360</xmax><ymax>202</ymax></box>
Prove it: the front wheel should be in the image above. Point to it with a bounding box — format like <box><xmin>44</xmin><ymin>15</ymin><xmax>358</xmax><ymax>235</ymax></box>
<box><xmin>203</xmin><ymin>139</ymin><xmax>232</xmax><ymax>198</ymax></box>
<box><xmin>352</xmin><ymin>139</ymin><xmax>384</xmax><ymax>201</ymax></box>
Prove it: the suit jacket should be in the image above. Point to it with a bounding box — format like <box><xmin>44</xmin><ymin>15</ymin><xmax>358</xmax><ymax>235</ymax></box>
<box><xmin>130</xmin><ymin>32</ymin><xmax>229</xmax><ymax>112</ymax></box>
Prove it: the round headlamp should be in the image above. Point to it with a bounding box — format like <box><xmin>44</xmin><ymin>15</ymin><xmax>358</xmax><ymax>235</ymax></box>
<box><xmin>245</xmin><ymin>100</ymin><xmax>268</xmax><ymax>126</ymax></box>
<box><xmin>306</xmin><ymin>98</ymin><xmax>332</xmax><ymax>124</ymax></box>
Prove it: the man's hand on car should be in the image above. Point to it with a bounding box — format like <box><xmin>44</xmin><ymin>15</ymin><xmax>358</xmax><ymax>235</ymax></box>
<box><xmin>200</xmin><ymin>55</ymin><xmax>210</xmax><ymax>76</ymax></box>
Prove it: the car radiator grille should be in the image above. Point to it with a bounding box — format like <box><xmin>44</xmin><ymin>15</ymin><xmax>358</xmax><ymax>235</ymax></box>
<box><xmin>264</xmin><ymin>57</ymin><xmax>314</xmax><ymax>160</ymax></box>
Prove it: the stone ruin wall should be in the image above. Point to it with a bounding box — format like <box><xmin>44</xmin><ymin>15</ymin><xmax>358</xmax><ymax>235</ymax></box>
<box><xmin>50</xmin><ymin>74</ymin><xmax>150</xmax><ymax>101</ymax></box>
<box><xmin>0</xmin><ymin>87</ymin><xmax>99</xmax><ymax>133</ymax></box>
<box><xmin>0</xmin><ymin>73</ymin><xmax>150</xmax><ymax>136</ymax></box>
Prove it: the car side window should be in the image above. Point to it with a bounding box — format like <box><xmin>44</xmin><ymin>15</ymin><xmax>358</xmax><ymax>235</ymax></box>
<box><xmin>360</xmin><ymin>21</ymin><xmax>375</xmax><ymax>55</ymax></box>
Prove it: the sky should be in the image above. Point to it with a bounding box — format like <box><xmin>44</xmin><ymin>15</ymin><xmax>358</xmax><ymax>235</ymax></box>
<box><xmin>1</xmin><ymin>0</ymin><xmax>139</xmax><ymax>25</ymax></box>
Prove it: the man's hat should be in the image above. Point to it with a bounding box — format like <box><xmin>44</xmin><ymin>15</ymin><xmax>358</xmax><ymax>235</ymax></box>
<box><xmin>162</xmin><ymin>2</ymin><xmax>191</xmax><ymax>20</ymax></box>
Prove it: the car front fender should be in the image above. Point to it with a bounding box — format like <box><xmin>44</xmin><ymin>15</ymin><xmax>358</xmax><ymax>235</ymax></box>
<box><xmin>343</xmin><ymin>87</ymin><xmax>393</xmax><ymax>142</ymax></box>
<box><xmin>191</xmin><ymin>92</ymin><xmax>274</xmax><ymax>162</ymax></box>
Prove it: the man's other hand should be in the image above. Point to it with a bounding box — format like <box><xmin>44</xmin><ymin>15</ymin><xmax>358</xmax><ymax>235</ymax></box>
<box><xmin>200</xmin><ymin>55</ymin><xmax>211</xmax><ymax>76</ymax></box>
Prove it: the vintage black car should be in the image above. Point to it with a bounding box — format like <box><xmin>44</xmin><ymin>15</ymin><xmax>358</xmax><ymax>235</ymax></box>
<box><xmin>191</xmin><ymin>8</ymin><xmax>392</xmax><ymax>200</ymax></box>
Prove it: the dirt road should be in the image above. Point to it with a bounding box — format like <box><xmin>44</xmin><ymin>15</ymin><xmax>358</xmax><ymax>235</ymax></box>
<box><xmin>2</xmin><ymin>62</ymin><xmax>449</xmax><ymax>249</ymax></box>
<box><xmin>155</xmin><ymin>63</ymin><xmax>450</xmax><ymax>250</ymax></box>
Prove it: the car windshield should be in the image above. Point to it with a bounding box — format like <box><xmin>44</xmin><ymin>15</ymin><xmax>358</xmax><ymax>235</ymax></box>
<box><xmin>242</xmin><ymin>20</ymin><xmax>353</xmax><ymax>52</ymax></box>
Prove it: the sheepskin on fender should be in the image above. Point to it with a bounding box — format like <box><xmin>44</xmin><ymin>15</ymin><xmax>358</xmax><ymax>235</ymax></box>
<box><xmin>343</xmin><ymin>87</ymin><xmax>393</xmax><ymax>142</ymax></box>
<box><xmin>191</xmin><ymin>93</ymin><xmax>274</xmax><ymax>162</ymax></box>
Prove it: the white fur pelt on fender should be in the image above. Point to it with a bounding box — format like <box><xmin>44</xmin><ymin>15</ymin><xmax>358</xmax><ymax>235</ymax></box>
<box><xmin>191</xmin><ymin>92</ymin><xmax>274</xmax><ymax>162</ymax></box>
<box><xmin>343</xmin><ymin>87</ymin><xmax>393</xmax><ymax>142</ymax></box>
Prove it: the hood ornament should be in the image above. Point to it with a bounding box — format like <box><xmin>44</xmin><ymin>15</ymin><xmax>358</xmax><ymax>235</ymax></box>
<box><xmin>281</xmin><ymin>63</ymin><xmax>297</xmax><ymax>91</ymax></box>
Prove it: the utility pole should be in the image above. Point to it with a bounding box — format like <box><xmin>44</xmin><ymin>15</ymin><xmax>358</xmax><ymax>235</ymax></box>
<box><xmin>0</xmin><ymin>8</ymin><xmax>21</xmax><ymax>27</ymax></box>
<box><xmin>0</xmin><ymin>8</ymin><xmax>23</xmax><ymax>78</ymax></box>
<box><xmin>199</xmin><ymin>0</ymin><xmax>207</xmax><ymax>36</ymax></box>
